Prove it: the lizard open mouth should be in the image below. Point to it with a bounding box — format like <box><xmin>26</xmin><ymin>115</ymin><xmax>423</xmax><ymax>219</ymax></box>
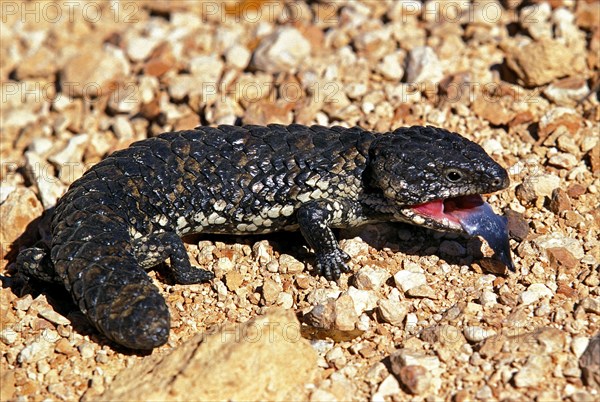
<box><xmin>411</xmin><ymin>194</ymin><xmax>514</xmax><ymax>270</ymax></box>
<box><xmin>411</xmin><ymin>194</ymin><xmax>484</xmax><ymax>227</ymax></box>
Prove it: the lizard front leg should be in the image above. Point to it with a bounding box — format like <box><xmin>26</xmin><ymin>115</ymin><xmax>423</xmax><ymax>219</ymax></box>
<box><xmin>296</xmin><ymin>199</ymin><xmax>365</xmax><ymax>280</ymax></box>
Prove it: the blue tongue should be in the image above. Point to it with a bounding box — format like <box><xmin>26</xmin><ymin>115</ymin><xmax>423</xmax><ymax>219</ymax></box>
<box><xmin>452</xmin><ymin>202</ymin><xmax>514</xmax><ymax>271</ymax></box>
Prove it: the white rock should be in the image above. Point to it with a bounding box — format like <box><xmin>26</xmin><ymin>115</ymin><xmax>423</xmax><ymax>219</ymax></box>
<box><xmin>215</xmin><ymin>257</ymin><xmax>235</xmax><ymax>274</ymax></box>
<box><xmin>556</xmin><ymin>134</ymin><xmax>580</xmax><ymax>155</ymax></box>
<box><xmin>40</xmin><ymin>328</ymin><xmax>60</xmax><ymax>343</ymax></box>
<box><xmin>3</xmin><ymin>77</ymin><xmax>48</xmax><ymax>112</ymax></box>
<box><xmin>394</xmin><ymin>270</ymin><xmax>427</xmax><ymax>292</ymax></box>
<box><xmin>377</xmin><ymin>53</ymin><xmax>404</xmax><ymax>81</ymax></box>
<box><xmin>388</xmin><ymin>287</ymin><xmax>402</xmax><ymax>302</ymax></box>
<box><xmin>225</xmin><ymin>44</ymin><xmax>252</xmax><ymax>70</ymax></box>
<box><xmin>346</xmin><ymin>287</ymin><xmax>378</xmax><ymax>315</ymax></box>
<box><xmin>29</xmin><ymin>137</ymin><xmax>54</xmax><ymax>155</ymax></box>
<box><xmin>519</xmin><ymin>283</ymin><xmax>553</xmax><ymax>305</ymax></box>
<box><xmin>310</xmin><ymin>389</ymin><xmax>338</xmax><ymax>402</ymax></box>
<box><xmin>354</xmin><ymin>266</ymin><xmax>390</xmax><ymax>290</ymax></box>
<box><xmin>513</xmin><ymin>355</ymin><xmax>551</xmax><ymax>387</ymax></box>
<box><xmin>14</xmin><ymin>295</ymin><xmax>33</xmax><ymax>311</ymax></box>
<box><xmin>405</xmin><ymin>313</ymin><xmax>418</xmax><ymax>331</ymax></box>
<box><xmin>377</xmin><ymin>375</ymin><xmax>401</xmax><ymax>397</ymax></box>
<box><xmin>279</xmin><ymin>254</ymin><xmax>304</xmax><ymax>274</ymax></box>
<box><xmin>62</xmin><ymin>44</ymin><xmax>130</xmax><ymax>97</ymax></box>
<box><xmin>362</xmin><ymin>101</ymin><xmax>375</xmax><ymax>115</ymax></box>
<box><xmin>581</xmin><ymin>135</ymin><xmax>598</xmax><ymax>153</ymax></box>
<box><xmin>353</xmin><ymin>29</ymin><xmax>390</xmax><ymax>59</ymax></box>
<box><xmin>571</xmin><ymin>336</ymin><xmax>590</xmax><ymax>358</ymax></box>
<box><xmin>52</xmin><ymin>94</ymin><xmax>73</xmax><ymax>112</ymax></box>
<box><xmin>516</xmin><ymin>173</ymin><xmax>554</xmax><ymax>204</ymax></box>
<box><xmin>78</xmin><ymin>342</ymin><xmax>95</xmax><ymax>359</ymax></box>
<box><xmin>189</xmin><ymin>54</ymin><xmax>224</xmax><ymax>85</ymax></box>
<box><xmin>126</xmin><ymin>36</ymin><xmax>160</xmax><ymax>62</ymax></box>
<box><xmin>214</xmin><ymin>280</ymin><xmax>228</xmax><ymax>301</ymax></box>
<box><xmin>535</xmin><ymin>301</ymin><xmax>551</xmax><ymax>316</ymax></box>
<box><xmin>112</xmin><ymin>116</ymin><xmax>134</xmax><ymax>139</ymax></box>
<box><xmin>139</xmin><ymin>76</ymin><xmax>159</xmax><ymax>104</ymax></box>
<box><xmin>48</xmin><ymin>133</ymin><xmax>89</xmax><ymax>185</ymax></box>
<box><xmin>482</xmin><ymin>139</ymin><xmax>503</xmax><ymax>155</ymax></box>
<box><xmin>392</xmin><ymin>349</ymin><xmax>440</xmax><ymax>371</ymax></box>
<box><xmin>251</xmin><ymin>27</ymin><xmax>311</xmax><ymax>73</ymax></box>
<box><xmin>0</xmin><ymin>186</ymin><xmax>15</xmax><ymax>204</ymax></box>
<box><xmin>325</xmin><ymin>346</ymin><xmax>346</xmax><ymax>367</ymax></box>
<box><xmin>464</xmin><ymin>326</ymin><xmax>497</xmax><ymax>342</ymax></box>
<box><xmin>529</xmin><ymin>174</ymin><xmax>561</xmax><ymax>198</ymax></box>
<box><xmin>533</xmin><ymin>233</ymin><xmax>584</xmax><ymax>259</ymax></box>
<box><xmin>252</xmin><ymin>241</ymin><xmax>272</xmax><ymax>265</ymax></box>
<box><xmin>539</xmin><ymin>107</ymin><xmax>578</xmax><ymax>132</ymax></box>
<box><xmin>266</xmin><ymin>261</ymin><xmax>279</xmax><ymax>273</ymax></box>
<box><xmin>18</xmin><ymin>338</ymin><xmax>54</xmax><ymax>363</ymax></box>
<box><xmin>307</xmin><ymin>288</ymin><xmax>341</xmax><ymax>305</ymax></box>
<box><xmin>340</xmin><ymin>237</ymin><xmax>369</xmax><ymax>258</ymax></box>
<box><xmin>403</xmin><ymin>260</ymin><xmax>423</xmax><ymax>271</ymax></box>
<box><xmin>479</xmin><ymin>290</ymin><xmax>497</xmax><ymax>306</ymax></box>
<box><xmin>552</xmin><ymin>8</ymin><xmax>583</xmax><ymax>43</ymax></box>
<box><xmin>0</xmin><ymin>328</ymin><xmax>18</xmax><ymax>345</ymax></box>
<box><xmin>310</xmin><ymin>339</ymin><xmax>334</xmax><ymax>355</ymax></box>
<box><xmin>276</xmin><ymin>292</ymin><xmax>294</xmax><ymax>309</ymax></box>
<box><xmin>581</xmin><ymin>297</ymin><xmax>600</xmax><ymax>314</ymax></box>
<box><xmin>356</xmin><ymin>313</ymin><xmax>371</xmax><ymax>331</ymax></box>
<box><xmin>107</xmin><ymin>85</ymin><xmax>140</xmax><ymax>114</ymax></box>
<box><xmin>547</xmin><ymin>153</ymin><xmax>578</xmax><ymax>169</ymax></box>
<box><xmin>1</xmin><ymin>108</ymin><xmax>39</xmax><ymax>129</ymax></box>
<box><xmin>214</xmin><ymin>25</ymin><xmax>243</xmax><ymax>51</ymax></box>
<box><xmin>378</xmin><ymin>299</ymin><xmax>409</xmax><ymax>326</ymax></box>
<box><xmin>544</xmin><ymin>80</ymin><xmax>589</xmax><ymax>106</ymax></box>
<box><xmin>405</xmin><ymin>46</ymin><xmax>443</xmax><ymax>84</ymax></box>
<box><xmin>476</xmin><ymin>385</ymin><xmax>493</xmax><ymax>400</ymax></box>
<box><xmin>345</xmin><ymin>82</ymin><xmax>368</xmax><ymax>99</ymax></box>
<box><xmin>48</xmin><ymin>134</ymin><xmax>89</xmax><ymax>167</ymax></box>
<box><xmin>39</xmin><ymin>309</ymin><xmax>70</xmax><ymax>326</ymax></box>
<box><xmin>168</xmin><ymin>74</ymin><xmax>205</xmax><ymax>101</ymax></box>
<box><xmin>520</xmin><ymin>3</ymin><xmax>552</xmax><ymax>39</ymax></box>
<box><xmin>25</xmin><ymin>151</ymin><xmax>66</xmax><ymax>208</ymax></box>
<box><xmin>371</xmin><ymin>392</ymin><xmax>385</xmax><ymax>402</ymax></box>
<box><xmin>170</xmin><ymin>12</ymin><xmax>202</xmax><ymax>31</ymax></box>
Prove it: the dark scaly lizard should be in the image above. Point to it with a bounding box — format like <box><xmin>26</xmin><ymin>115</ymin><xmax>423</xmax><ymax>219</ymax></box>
<box><xmin>17</xmin><ymin>124</ymin><xmax>512</xmax><ymax>349</ymax></box>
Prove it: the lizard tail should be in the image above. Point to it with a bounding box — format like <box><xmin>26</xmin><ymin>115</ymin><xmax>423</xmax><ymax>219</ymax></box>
<box><xmin>51</xmin><ymin>219</ymin><xmax>170</xmax><ymax>350</ymax></box>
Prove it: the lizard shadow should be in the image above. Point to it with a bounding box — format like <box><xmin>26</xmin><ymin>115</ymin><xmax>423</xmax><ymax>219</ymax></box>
<box><xmin>179</xmin><ymin>221</ymin><xmax>484</xmax><ymax>279</ymax></box>
<box><xmin>339</xmin><ymin>222</ymin><xmax>485</xmax><ymax>266</ymax></box>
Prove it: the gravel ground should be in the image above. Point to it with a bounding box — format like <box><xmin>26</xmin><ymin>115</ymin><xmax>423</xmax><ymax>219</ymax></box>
<box><xmin>1</xmin><ymin>0</ymin><xmax>599</xmax><ymax>401</ymax></box>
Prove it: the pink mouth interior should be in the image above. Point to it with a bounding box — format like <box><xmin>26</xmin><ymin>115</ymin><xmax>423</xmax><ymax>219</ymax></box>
<box><xmin>411</xmin><ymin>195</ymin><xmax>484</xmax><ymax>224</ymax></box>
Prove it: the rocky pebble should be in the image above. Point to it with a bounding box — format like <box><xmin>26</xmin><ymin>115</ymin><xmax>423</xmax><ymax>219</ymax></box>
<box><xmin>1</xmin><ymin>1</ymin><xmax>598</xmax><ymax>401</ymax></box>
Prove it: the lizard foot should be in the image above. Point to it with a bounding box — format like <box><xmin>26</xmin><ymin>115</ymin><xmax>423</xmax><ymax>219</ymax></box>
<box><xmin>315</xmin><ymin>249</ymin><xmax>351</xmax><ymax>281</ymax></box>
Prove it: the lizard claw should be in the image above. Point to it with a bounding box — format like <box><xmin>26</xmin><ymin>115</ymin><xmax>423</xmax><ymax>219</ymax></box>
<box><xmin>315</xmin><ymin>249</ymin><xmax>351</xmax><ymax>281</ymax></box>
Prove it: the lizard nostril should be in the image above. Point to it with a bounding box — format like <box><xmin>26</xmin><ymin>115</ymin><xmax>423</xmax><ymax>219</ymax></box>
<box><xmin>492</xmin><ymin>176</ymin><xmax>507</xmax><ymax>188</ymax></box>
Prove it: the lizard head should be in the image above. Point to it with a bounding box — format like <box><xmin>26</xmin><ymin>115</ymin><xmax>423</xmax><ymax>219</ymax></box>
<box><xmin>367</xmin><ymin>126</ymin><xmax>513</xmax><ymax>268</ymax></box>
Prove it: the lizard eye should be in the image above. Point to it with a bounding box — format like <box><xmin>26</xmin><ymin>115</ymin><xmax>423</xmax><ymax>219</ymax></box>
<box><xmin>445</xmin><ymin>169</ymin><xmax>463</xmax><ymax>182</ymax></box>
